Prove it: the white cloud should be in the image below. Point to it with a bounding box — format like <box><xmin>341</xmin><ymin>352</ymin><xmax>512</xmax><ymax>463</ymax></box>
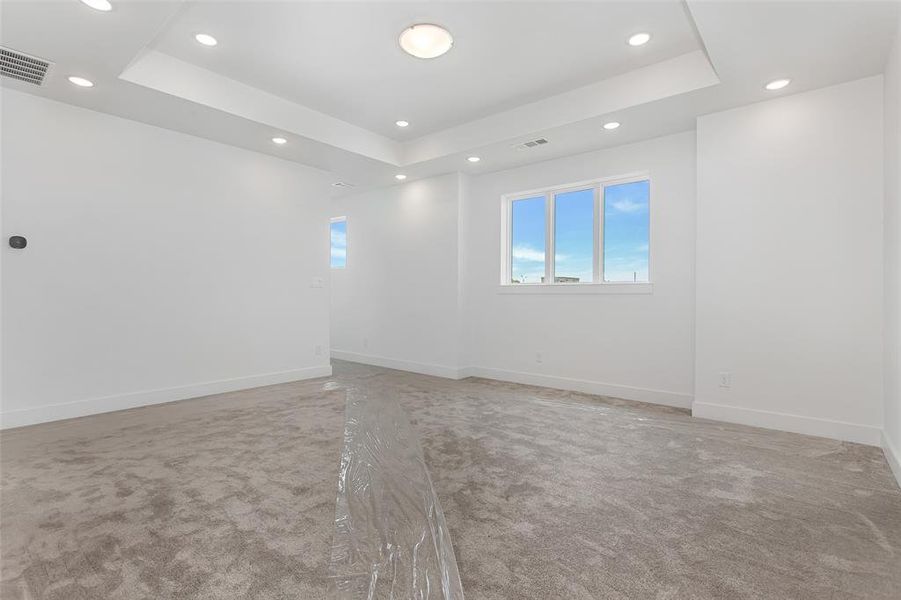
<box><xmin>609</xmin><ymin>198</ymin><xmax>646</xmax><ymax>214</ymax></box>
<box><xmin>512</xmin><ymin>245</ymin><xmax>571</xmax><ymax>263</ymax></box>
<box><xmin>512</xmin><ymin>245</ymin><xmax>545</xmax><ymax>262</ymax></box>
<box><xmin>331</xmin><ymin>229</ymin><xmax>346</xmax><ymax>247</ymax></box>
<box><xmin>331</xmin><ymin>247</ymin><xmax>346</xmax><ymax>259</ymax></box>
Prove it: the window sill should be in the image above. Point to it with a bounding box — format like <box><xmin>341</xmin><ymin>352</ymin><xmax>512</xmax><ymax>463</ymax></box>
<box><xmin>497</xmin><ymin>283</ymin><xmax>653</xmax><ymax>295</ymax></box>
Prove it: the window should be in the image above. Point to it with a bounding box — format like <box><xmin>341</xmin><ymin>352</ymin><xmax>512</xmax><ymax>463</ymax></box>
<box><xmin>510</xmin><ymin>196</ymin><xmax>545</xmax><ymax>283</ymax></box>
<box><xmin>554</xmin><ymin>188</ymin><xmax>595</xmax><ymax>283</ymax></box>
<box><xmin>330</xmin><ymin>217</ymin><xmax>346</xmax><ymax>269</ymax></box>
<box><xmin>502</xmin><ymin>174</ymin><xmax>649</xmax><ymax>287</ymax></box>
<box><xmin>603</xmin><ymin>180</ymin><xmax>649</xmax><ymax>282</ymax></box>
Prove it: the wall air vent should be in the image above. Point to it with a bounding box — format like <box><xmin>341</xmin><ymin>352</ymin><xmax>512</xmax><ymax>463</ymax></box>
<box><xmin>513</xmin><ymin>137</ymin><xmax>549</xmax><ymax>151</ymax></box>
<box><xmin>0</xmin><ymin>47</ymin><xmax>51</xmax><ymax>86</ymax></box>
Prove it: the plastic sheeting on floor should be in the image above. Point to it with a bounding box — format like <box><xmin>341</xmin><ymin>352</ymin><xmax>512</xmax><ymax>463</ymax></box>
<box><xmin>328</xmin><ymin>387</ymin><xmax>464</xmax><ymax>600</ymax></box>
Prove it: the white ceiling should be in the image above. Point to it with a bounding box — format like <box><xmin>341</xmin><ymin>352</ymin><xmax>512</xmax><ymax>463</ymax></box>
<box><xmin>152</xmin><ymin>1</ymin><xmax>701</xmax><ymax>139</ymax></box>
<box><xmin>2</xmin><ymin>1</ymin><xmax>899</xmax><ymax>196</ymax></box>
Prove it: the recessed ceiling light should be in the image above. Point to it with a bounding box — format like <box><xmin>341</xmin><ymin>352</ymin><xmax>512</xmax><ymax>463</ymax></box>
<box><xmin>68</xmin><ymin>76</ymin><xmax>94</xmax><ymax>88</ymax></box>
<box><xmin>467</xmin><ymin>156</ymin><xmax>481</xmax><ymax>163</ymax></box>
<box><xmin>628</xmin><ymin>33</ymin><xmax>651</xmax><ymax>47</ymax></box>
<box><xmin>395</xmin><ymin>120</ymin><xmax>409</xmax><ymax>128</ymax></box>
<box><xmin>79</xmin><ymin>0</ymin><xmax>112</xmax><ymax>11</ymax></box>
<box><xmin>603</xmin><ymin>121</ymin><xmax>620</xmax><ymax>130</ymax></box>
<box><xmin>765</xmin><ymin>78</ymin><xmax>791</xmax><ymax>91</ymax></box>
<box><xmin>398</xmin><ymin>24</ymin><xmax>453</xmax><ymax>59</ymax></box>
<box><xmin>272</xmin><ymin>137</ymin><xmax>287</xmax><ymax>145</ymax></box>
<box><xmin>395</xmin><ymin>174</ymin><xmax>407</xmax><ymax>180</ymax></box>
<box><xmin>195</xmin><ymin>33</ymin><xmax>218</xmax><ymax>47</ymax></box>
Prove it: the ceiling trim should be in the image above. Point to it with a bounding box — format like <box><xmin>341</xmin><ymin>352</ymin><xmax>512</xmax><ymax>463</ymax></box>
<box><xmin>401</xmin><ymin>50</ymin><xmax>720</xmax><ymax>165</ymax></box>
<box><xmin>121</xmin><ymin>48</ymin><xmax>719</xmax><ymax>170</ymax></box>
<box><xmin>120</xmin><ymin>50</ymin><xmax>404</xmax><ymax>165</ymax></box>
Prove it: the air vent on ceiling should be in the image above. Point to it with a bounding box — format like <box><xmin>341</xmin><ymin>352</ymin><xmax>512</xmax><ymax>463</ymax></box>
<box><xmin>514</xmin><ymin>137</ymin><xmax>549</xmax><ymax>151</ymax></box>
<box><xmin>332</xmin><ymin>182</ymin><xmax>356</xmax><ymax>188</ymax></box>
<box><xmin>0</xmin><ymin>47</ymin><xmax>51</xmax><ymax>86</ymax></box>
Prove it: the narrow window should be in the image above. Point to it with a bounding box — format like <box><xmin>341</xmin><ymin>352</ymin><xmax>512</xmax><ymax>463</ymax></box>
<box><xmin>554</xmin><ymin>188</ymin><xmax>595</xmax><ymax>283</ymax></box>
<box><xmin>510</xmin><ymin>196</ymin><xmax>546</xmax><ymax>284</ymax></box>
<box><xmin>330</xmin><ymin>217</ymin><xmax>347</xmax><ymax>269</ymax></box>
<box><xmin>603</xmin><ymin>180</ymin><xmax>649</xmax><ymax>282</ymax></box>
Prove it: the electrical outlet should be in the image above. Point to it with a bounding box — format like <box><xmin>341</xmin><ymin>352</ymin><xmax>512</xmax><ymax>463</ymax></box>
<box><xmin>718</xmin><ymin>371</ymin><xmax>732</xmax><ymax>389</ymax></box>
<box><xmin>535</xmin><ymin>352</ymin><xmax>543</xmax><ymax>364</ymax></box>
<box><xmin>315</xmin><ymin>345</ymin><xmax>322</xmax><ymax>356</ymax></box>
<box><xmin>363</xmin><ymin>338</ymin><xmax>369</xmax><ymax>350</ymax></box>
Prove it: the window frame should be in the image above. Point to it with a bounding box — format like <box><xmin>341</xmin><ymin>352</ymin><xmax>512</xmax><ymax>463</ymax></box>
<box><xmin>330</xmin><ymin>216</ymin><xmax>347</xmax><ymax>269</ymax></box>
<box><xmin>500</xmin><ymin>171</ymin><xmax>651</xmax><ymax>293</ymax></box>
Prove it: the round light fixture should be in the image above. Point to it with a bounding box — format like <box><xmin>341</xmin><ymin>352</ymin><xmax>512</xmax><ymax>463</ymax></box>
<box><xmin>195</xmin><ymin>33</ymin><xmax>218</xmax><ymax>47</ymax></box>
<box><xmin>628</xmin><ymin>32</ymin><xmax>651</xmax><ymax>47</ymax></box>
<box><xmin>765</xmin><ymin>78</ymin><xmax>791</xmax><ymax>91</ymax></box>
<box><xmin>68</xmin><ymin>76</ymin><xmax>94</xmax><ymax>88</ymax></box>
<box><xmin>603</xmin><ymin>121</ymin><xmax>621</xmax><ymax>130</ymax></box>
<box><xmin>398</xmin><ymin>24</ymin><xmax>453</xmax><ymax>59</ymax></box>
<box><xmin>80</xmin><ymin>0</ymin><xmax>112</xmax><ymax>11</ymax></box>
<box><xmin>272</xmin><ymin>137</ymin><xmax>287</xmax><ymax>145</ymax></box>
<box><xmin>467</xmin><ymin>156</ymin><xmax>481</xmax><ymax>163</ymax></box>
<box><xmin>395</xmin><ymin>120</ymin><xmax>410</xmax><ymax>128</ymax></box>
<box><xmin>395</xmin><ymin>174</ymin><xmax>407</xmax><ymax>180</ymax></box>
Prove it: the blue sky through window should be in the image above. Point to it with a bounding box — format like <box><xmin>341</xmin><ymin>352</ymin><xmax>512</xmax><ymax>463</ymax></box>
<box><xmin>330</xmin><ymin>219</ymin><xmax>346</xmax><ymax>268</ymax></box>
<box><xmin>509</xmin><ymin>179</ymin><xmax>649</xmax><ymax>284</ymax></box>
<box><xmin>555</xmin><ymin>188</ymin><xmax>594</xmax><ymax>282</ymax></box>
<box><xmin>604</xmin><ymin>180</ymin><xmax>649</xmax><ymax>282</ymax></box>
<box><xmin>510</xmin><ymin>196</ymin><xmax>545</xmax><ymax>283</ymax></box>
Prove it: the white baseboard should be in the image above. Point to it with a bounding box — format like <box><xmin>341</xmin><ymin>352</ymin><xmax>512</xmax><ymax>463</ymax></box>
<box><xmin>883</xmin><ymin>431</ymin><xmax>901</xmax><ymax>489</ymax></box>
<box><xmin>0</xmin><ymin>365</ymin><xmax>333</xmax><ymax>430</ymax></box>
<box><xmin>331</xmin><ymin>352</ymin><xmax>691</xmax><ymax>409</ymax></box>
<box><xmin>331</xmin><ymin>350</ymin><xmax>467</xmax><ymax>380</ymax></box>
<box><xmin>692</xmin><ymin>401</ymin><xmax>882</xmax><ymax>446</ymax></box>
<box><xmin>332</xmin><ymin>353</ymin><xmax>690</xmax><ymax>409</ymax></box>
<box><xmin>461</xmin><ymin>366</ymin><xmax>693</xmax><ymax>409</ymax></box>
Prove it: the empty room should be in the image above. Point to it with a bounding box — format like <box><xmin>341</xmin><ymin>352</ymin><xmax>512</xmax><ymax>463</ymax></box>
<box><xmin>2</xmin><ymin>0</ymin><xmax>901</xmax><ymax>598</ymax></box>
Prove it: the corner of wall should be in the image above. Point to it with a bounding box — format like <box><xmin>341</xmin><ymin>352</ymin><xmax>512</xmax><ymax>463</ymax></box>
<box><xmin>456</xmin><ymin>171</ymin><xmax>472</xmax><ymax>371</ymax></box>
<box><xmin>882</xmin><ymin>14</ymin><xmax>901</xmax><ymax>488</ymax></box>
<box><xmin>884</xmin><ymin>431</ymin><xmax>901</xmax><ymax>490</ymax></box>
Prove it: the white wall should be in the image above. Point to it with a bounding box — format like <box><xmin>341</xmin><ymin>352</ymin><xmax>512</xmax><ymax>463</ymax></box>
<box><xmin>333</xmin><ymin>77</ymin><xmax>892</xmax><ymax>452</ymax></box>
<box><xmin>884</xmin><ymin>19</ymin><xmax>901</xmax><ymax>481</ymax></box>
<box><xmin>329</xmin><ymin>173</ymin><xmax>464</xmax><ymax>378</ymax></box>
<box><xmin>330</xmin><ymin>133</ymin><xmax>696</xmax><ymax>406</ymax></box>
<box><xmin>461</xmin><ymin>132</ymin><xmax>697</xmax><ymax>407</ymax></box>
<box><xmin>1</xmin><ymin>90</ymin><xmax>333</xmax><ymax>428</ymax></box>
<box><xmin>695</xmin><ymin>76</ymin><xmax>885</xmax><ymax>445</ymax></box>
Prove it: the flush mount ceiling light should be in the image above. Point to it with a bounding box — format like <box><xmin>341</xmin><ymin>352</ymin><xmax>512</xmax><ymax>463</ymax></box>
<box><xmin>628</xmin><ymin>32</ymin><xmax>651</xmax><ymax>47</ymax></box>
<box><xmin>398</xmin><ymin>24</ymin><xmax>453</xmax><ymax>59</ymax></box>
<box><xmin>195</xmin><ymin>33</ymin><xmax>218</xmax><ymax>47</ymax></box>
<box><xmin>80</xmin><ymin>0</ymin><xmax>112</xmax><ymax>11</ymax></box>
<box><xmin>467</xmin><ymin>156</ymin><xmax>481</xmax><ymax>163</ymax></box>
<box><xmin>395</xmin><ymin>120</ymin><xmax>409</xmax><ymax>127</ymax></box>
<box><xmin>765</xmin><ymin>78</ymin><xmax>791</xmax><ymax>91</ymax></box>
<box><xmin>271</xmin><ymin>137</ymin><xmax>287</xmax><ymax>145</ymax></box>
<box><xmin>603</xmin><ymin>121</ymin><xmax>621</xmax><ymax>130</ymax></box>
<box><xmin>395</xmin><ymin>174</ymin><xmax>407</xmax><ymax>180</ymax></box>
<box><xmin>68</xmin><ymin>76</ymin><xmax>94</xmax><ymax>88</ymax></box>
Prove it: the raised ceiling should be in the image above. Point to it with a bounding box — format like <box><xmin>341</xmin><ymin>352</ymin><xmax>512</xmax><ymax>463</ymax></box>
<box><xmin>2</xmin><ymin>1</ymin><xmax>899</xmax><ymax>195</ymax></box>
<box><xmin>152</xmin><ymin>1</ymin><xmax>701</xmax><ymax>139</ymax></box>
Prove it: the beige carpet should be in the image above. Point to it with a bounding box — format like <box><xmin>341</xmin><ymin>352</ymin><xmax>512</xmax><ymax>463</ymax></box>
<box><xmin>2</xmin><ymin>360</ymin><xmax>900</xmax><ymax>599</ymax></box>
